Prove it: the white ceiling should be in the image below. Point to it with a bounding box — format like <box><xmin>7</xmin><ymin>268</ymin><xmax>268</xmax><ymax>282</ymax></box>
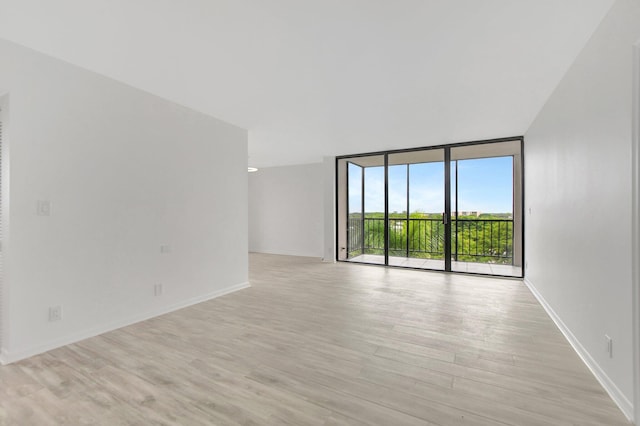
<box><xmin>0</xmin><ymin>0</ymin><xmax>614</xmax><ymax>167</ymax></box>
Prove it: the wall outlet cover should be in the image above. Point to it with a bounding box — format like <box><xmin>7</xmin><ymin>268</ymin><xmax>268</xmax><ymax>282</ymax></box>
<box><xmin>37</xmin><ymin>200</ymin><xmax>52</xmax><ymax>216</ymax></box>
<box><xmin>49</xmin><ymin>306</ymin><xmax>62</xmax><ymax>322</ymax></box>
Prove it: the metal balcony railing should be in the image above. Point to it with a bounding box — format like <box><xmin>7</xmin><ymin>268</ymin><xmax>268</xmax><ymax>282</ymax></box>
<box><xmin>347</xmin><ymin>216</ymin><xmax>514</xmax><ymax>264</ymax></box>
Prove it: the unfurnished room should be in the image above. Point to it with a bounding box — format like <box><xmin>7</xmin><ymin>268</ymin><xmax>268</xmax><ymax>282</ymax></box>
<box><xmin>0</xmin><ymin>0</ymin><xmax>639</xmax><ymax>425</ymax></box>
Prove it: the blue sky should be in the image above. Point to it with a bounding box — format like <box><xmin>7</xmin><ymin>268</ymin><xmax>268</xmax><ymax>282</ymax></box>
<box><xmin>349</xmin><ymin>156</ymin><xmax>513</xmax><ymax>214</ymax></box>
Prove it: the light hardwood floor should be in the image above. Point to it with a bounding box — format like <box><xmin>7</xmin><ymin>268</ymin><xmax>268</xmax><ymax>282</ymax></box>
<box><xmin>0</xmin><ymin>253</ymin><xmax>630</xmax><ymax>425</ymax></box>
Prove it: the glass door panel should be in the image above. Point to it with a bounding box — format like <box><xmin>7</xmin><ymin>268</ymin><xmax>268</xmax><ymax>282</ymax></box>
<box><xmin>388</xmin><ymin>149</ymin><xmax>445</xmax><ymax>270</ymax></box>
<box><xmin>336</xmin><ymin>155</ymin><xmax>385</xmax><ymax>265</ymax></box>
<box><xmin>450</xmin><ymin>141</ymin><xmax>522</xmax><ymax>277</ymax></box>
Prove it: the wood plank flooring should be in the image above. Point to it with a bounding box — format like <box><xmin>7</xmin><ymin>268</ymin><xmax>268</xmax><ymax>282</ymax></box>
<box><xmin>0</xmin><ymin>253</ymin><xmax>630</xmax><ymax>425</ymax></box>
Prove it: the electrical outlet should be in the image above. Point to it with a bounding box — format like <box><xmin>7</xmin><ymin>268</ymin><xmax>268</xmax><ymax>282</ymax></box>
<box><xmin>605</xmin><ymin>335</ymin><xmax>613</xmax><ymax>358</ymax></box>
<box><xmin>154</xmin><ymin>284</ymin><xmax>163</xmax><ymax>296</ymax></box>
<box><xmin>160</xmin><ymin>245</ymin><xmax>171</xmax><ymax>254</ymax></box>
<box><xmin>37</xmin><ymin>200</ymin><xmax>52</xmax><ymax>216</ymax></box>
<box><xmin>49</xmin><ymin>306</ymin><xmax>62</xmax><ymax>322</ymax></box>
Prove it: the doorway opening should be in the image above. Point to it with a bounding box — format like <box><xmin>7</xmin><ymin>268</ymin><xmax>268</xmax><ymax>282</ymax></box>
<box><xmin>336</xmin><ymin>137</ymin><xmax>523</xmax><ymax>278</ymax></box>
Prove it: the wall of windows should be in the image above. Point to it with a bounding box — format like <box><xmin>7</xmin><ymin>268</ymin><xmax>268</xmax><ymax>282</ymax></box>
<box><xmin>336</xmin><ymin>138</ymin><xmax>523</xmax><ymax>277</ymax></box>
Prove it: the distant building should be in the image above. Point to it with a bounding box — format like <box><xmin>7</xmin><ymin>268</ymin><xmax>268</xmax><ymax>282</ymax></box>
<box><xmin>452</xmin><ymin>211</ymin><xmax>481</xmax><ymax>217</ymax></box>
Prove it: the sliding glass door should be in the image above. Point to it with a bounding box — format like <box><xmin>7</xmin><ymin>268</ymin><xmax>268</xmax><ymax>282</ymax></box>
<box><xmin>336</xmin><ymin>138</ymin><xmax>523</xmax><ymax>277</ymax></box>
<box><xmin>449</xmin><ymin>141</ymin><xmax>523</xmax><ymax>276</ymax></box>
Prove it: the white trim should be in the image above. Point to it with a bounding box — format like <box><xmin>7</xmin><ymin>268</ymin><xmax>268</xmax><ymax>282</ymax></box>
<box><xmin>0</xmin><ymin>93</ymin><xmax>9</xmax><ymax>364</ymax></box>
<box><xmin>632</xmin><ymin>40</ymin><xmax>640</xmax><ymax>426</ymax></box>
<box><xmin>524</xmin><ymin>277</ymin><xmax>634</xmax><ymax>422</ymax></box>
<box><xmin>322</xmin><ymin>155</ymin><xmax>336</xmax><ymax>263</ymax></box>
<box><xmin>0</xmin><ymin>281</ymin><xmax>250</xmax><ymax>365</ymax></box>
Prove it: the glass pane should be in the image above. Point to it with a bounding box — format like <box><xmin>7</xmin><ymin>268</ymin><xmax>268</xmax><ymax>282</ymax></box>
<box><xmin>389</xmin><ymin>149</ymin><xmax>445</xmax><ymax>270</ymax></box>
<box><xmin>347</xmin><ymin>162</ymin><xmax>362</xmax><ymax>258</ymax></box>
<box><xmin>457</xmin><ymin>156</ymin><xmax>513</xmax><ymax>217</ymax></box>
<box><xmin>450</xmin><ymin>139</ymin><xmax>522</xmax><ymax>277</ymax></box>
<box><xmin>388</xmin><ymin>165</ymin><xmax>408</xmax><ymax>258</ymax></box>
<box><xmin>363</xmin><ymin>165</ymin><xmax>385</xmax><ymax>262</ymax></box>
<box><xmin>408</xmin><ymin>162</ymin><xmax>445</xmax><ymax>267</ymax></box>
<box><xmin>454</xmin><ymin>157</ymin><xmax>514</xmax><ymax>268</ymax></box>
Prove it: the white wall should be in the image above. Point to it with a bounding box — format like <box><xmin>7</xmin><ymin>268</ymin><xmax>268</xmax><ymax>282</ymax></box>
<box><xmin>0</xmin><ymin>39</ymin><xmax>249</xmax><ymax>363</ymax></box>
<box><xmin>249</xmin><ymin>163</ymin><xmax>323</xmax><ymax>258</ymax></box>
<box><xmin>524</xmin><ymin>0</ymin><xmax>640</xmax><ymax>420</ymax></box>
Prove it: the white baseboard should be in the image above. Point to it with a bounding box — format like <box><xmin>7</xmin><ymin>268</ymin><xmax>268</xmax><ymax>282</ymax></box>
<box><xmin>0</xmin><ymin>281</ymin><xmax>250</xmax><ymax>366</ymax></box>
<box><xmin>524</xmin><ymin>277</ymin><xmax>633</xmax><ymax>422</ymax></box>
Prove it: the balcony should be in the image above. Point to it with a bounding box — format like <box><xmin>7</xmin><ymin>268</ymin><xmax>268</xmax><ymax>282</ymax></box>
<box><xmin>346</xmin><ymin>216</ymin><xmax>521</xmax><ymax>276</ymax></box>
